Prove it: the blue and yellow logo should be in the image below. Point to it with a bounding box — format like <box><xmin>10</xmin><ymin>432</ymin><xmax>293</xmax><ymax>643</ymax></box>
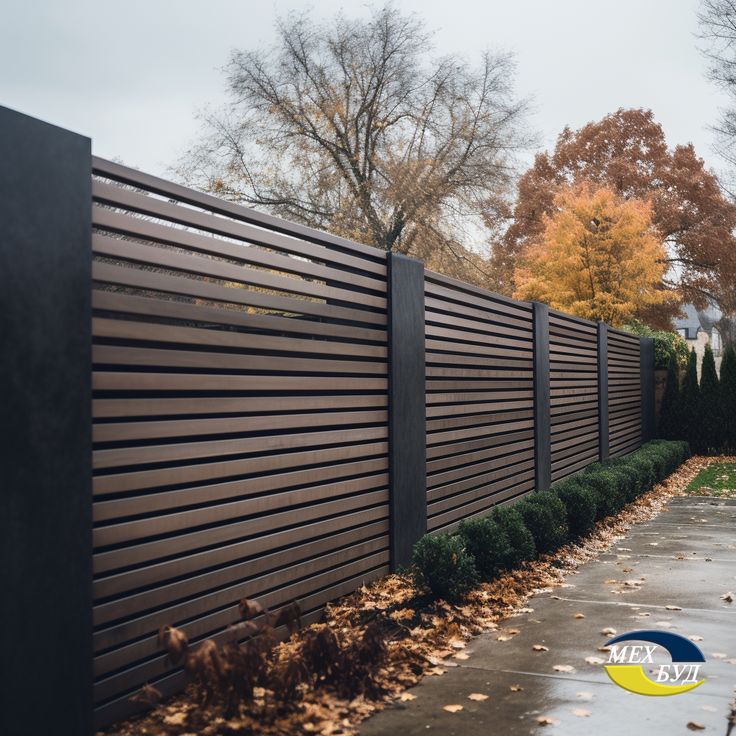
<box><xmin>603</xmin><ymin>630</ymin><xmax>705</xmax><ymax>696</ymax></box>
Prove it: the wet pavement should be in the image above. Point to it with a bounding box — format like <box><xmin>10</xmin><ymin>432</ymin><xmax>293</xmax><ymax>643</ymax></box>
<box><xmin>360</xmin><ymin>497</ymin><xmax>736</xmax><ymax>735</ymax></box>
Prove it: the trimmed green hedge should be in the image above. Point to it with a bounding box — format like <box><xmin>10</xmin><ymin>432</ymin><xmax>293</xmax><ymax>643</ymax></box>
<box><xmin>411</xmin><ymin>440</ymin><xmax>689</xmax><ymax>600</ymax></box>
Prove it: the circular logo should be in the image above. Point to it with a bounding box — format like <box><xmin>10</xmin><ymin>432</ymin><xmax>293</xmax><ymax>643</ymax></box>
<box><xmin>603</xmin><ymin>630</ymin><xmax>706</xmax><ymax>696</ymax></box>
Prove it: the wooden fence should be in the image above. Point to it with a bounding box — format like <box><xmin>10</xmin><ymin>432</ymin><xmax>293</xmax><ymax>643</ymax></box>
<box><xmin>0</xmin><ymin>107</ymin><xmax>654</xmax><ymax>734</ymax></box>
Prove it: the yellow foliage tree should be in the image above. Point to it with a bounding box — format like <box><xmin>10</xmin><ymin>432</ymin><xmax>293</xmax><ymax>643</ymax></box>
<box><xmin>512</xmin><ymin>185</ymin><xmax>675</xmax><ymax>326</ymax></box>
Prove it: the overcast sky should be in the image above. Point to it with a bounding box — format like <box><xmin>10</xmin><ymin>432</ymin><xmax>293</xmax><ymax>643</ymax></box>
<box><xmin>1</xmin><ymin>0</ymin><xmax>729</xmax><ymax>178</ymax></box>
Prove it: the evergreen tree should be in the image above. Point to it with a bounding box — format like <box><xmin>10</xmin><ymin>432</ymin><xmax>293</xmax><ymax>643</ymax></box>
<box><xmin>698</xmin><ymin>344</ymin><xmax>720</xmax><ymax>454</ymax></box>
<box><xmin>679</xmin><ymin>348</ymin><xmax>700</xmax><ymax>451</ymax></box>
<box><xmin>658</xmin><ymin>352</ymin><xmax>681</xmax><ymax>439</ymax></box>
<box><xmin>721</xmin><ymin>345</ymin><xmax>736</xmax><ymax>452</ymax></box>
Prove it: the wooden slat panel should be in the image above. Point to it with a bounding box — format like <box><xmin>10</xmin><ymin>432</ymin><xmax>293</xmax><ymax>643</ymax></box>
<box><xmin>90</xmin><ymin>162</ymin><xmax>391</xmax><ymax>723</ymax></box>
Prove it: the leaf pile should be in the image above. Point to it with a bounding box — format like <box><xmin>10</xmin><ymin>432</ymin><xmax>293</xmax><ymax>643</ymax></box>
<box><xmin>101</xmin><ymin>457</ymin><xmax>707</xmax><ymax>736</ymax></box>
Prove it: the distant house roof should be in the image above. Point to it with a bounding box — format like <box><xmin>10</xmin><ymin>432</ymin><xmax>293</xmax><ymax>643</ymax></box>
<box><xmin>673</xmin><ymin>303</ymin><xmax>722</xmax><ymax>340</ymax></box>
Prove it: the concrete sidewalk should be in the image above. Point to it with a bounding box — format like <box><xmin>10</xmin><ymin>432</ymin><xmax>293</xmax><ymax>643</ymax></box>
<box><xmin>360</xmin><ymin>497</ymin><xmax>736</xmax><ymax>735</ymax></box>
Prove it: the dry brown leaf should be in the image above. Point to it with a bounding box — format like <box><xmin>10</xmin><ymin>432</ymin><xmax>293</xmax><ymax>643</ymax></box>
<box><xmin>585</xmin><ymin>656</ymin><xmax>605</xmax><ymax>665</ymax></box>
<box><xmin>533</xmin><ymin>644</ymin><xmax>550</xmax><ymax>652</ymax></box>
<box><xmin>496</xmin><ymin>635</ymin><xmax>512</xmax><ymax>642</ymax></box>
<box><xmin>510</xmin><ymin>684</ymin><xmax>523</xmax><ymax>692</ymax></box>
<box><xmin>536</xmin><ymin>715</ymin><xmax>561</xmax><ymax>726</ymax></box>
<box><xmin>443</xmin><ymin>704</ymin><xmax>463</xmax><ymax>713</ymax></box>
<box><xmin>689</xmin><ymin>635</ymin><xmax>704</xmax><ymax>642</ymax></box>
<box><xmin>453</xmin><ymin>651</ymin><xmax>470</xmax><ymax>660</ymax></box>
<box><xmin>553</xmin><ymin>664</ymin><xmax>576</xmax><ymax>673</ymax></box>
<box><xmin>574</xmin><ymin>613</ymin><xmax>585</xmax><ymax>619</ymax></box>
<box><xmin>665</xmin><ymin>605</ymin><xmax>682</xmax><ymax>610</ymax></box>
<box><xmin>467</xmin><ymin>693</ymin><xmax>489</xmax><ymax>701</ymax></box>
<box><xmin>163</xmin><ymin>711</ymin><xmax>188</xmax><ymax>726</ymax></box>
<box><xmin>722</xmin><ymin>591</ymin><xmax>734</xmax><ymax>603</ymax></box>
<box><xmin>686</xmin><ymin>722</ymin><xmax>705</xmax><ymax>731</ymax></box>
<box><xmin>399</xmin><ymin>692</ymin><xmax>416</xmax><ymax>702</ymax></box>
<box><xmin>600</xmin><ymin>627</ymin><xmax>617</xmax><ymax>635</ymax></box>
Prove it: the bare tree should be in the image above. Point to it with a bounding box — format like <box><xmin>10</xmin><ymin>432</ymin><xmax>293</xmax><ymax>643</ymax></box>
<box><xmin>699</xmin><ymin>0</ymin><xmax>736</xmax><ymax>168</ymax></box>
<box><xmin>180</xmin><ymin>5</ymin><xmax>531</xmax><ymax>284</ymax></box>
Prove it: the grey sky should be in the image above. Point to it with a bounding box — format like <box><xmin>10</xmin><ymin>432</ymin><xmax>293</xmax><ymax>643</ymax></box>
<box><xmin>1</xmin><ymin>0</ymin><xmax>729</xmax><ymax>178</ymax></box>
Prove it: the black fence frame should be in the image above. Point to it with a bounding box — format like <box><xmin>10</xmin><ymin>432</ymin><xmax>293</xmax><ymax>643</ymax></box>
<box><xmin>0</xmin><ymin>106</ymin><xmax>655</xmax><ymax>735</ymax></box>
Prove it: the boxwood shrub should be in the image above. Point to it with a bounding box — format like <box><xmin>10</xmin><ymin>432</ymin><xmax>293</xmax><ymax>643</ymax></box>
<box><xmin>552</xmin><ymin>477</ymin><xmax>597</xmax><ymax>538</ymax></box>
<box><xmin>458</xmin><ymin>516</ymin><xmax>510</xmax><ymax>581</ymax></box>
<box><xmin>514</xmin><ymin>492</ymin><xmax>568</xmax><ymax>553</ymax></box>
<box><xmin>490</xmin><ymin>504</ymin><xmax>536</xmax><ymax>568</ymax></box>
<box><xmin>410</xmin><ymin>440</ymin><xmax>690</xmax><ymax>601</ymax></box>
<box><xmin>411</xmin><ymin>533</ymin><xmax>479</xmax><ymax>600</ymax></box>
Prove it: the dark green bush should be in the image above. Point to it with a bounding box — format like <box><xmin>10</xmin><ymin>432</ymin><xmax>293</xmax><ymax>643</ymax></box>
<box><xmin>411</xmin><ymin>534</ymin><xmax>479</xmax><ymax>601</ymax></box>
<box><xmin>583</xmin><ymin>469</ymin><xmax>626</xmax><ymax>518</ymax></box>
<box><xmin>637</xmin><ymin>446</ymin><xmax>668</xmax><ymax>482</ymax></box>
<box><xmin>658</xmin><ymin>352</ymin><xmax>681</xmax><ymax>440</ymax></box>
<box><xmin>552</xmin><ymin>477</ymin><xmax>597</xmax><ymax>538</ymax></box>
<box><xmin>490</xmin><ymin>504</ymin><xmax>536</xmax><ymax>568</ymax></box>
<box><xmin>697</xmin><ymin>344</ymin><xmax>721</xmax><ymax>454</ymax></box>
<box><xmin>458</xmin><ymin>516</ymin><xmax>511</xmax><ymax>581</ymax></box>
<box><xmin>630</xmin><ymin>453</ymin><xmax>658</xmax><ymax>489</ymax></box>
<box><xmin>721</xmin><ymin>345</ymin><xmax>736</xmax><ymax>452</ymax></box>
<box><xmin>514</xmin><ymin>492</ymin><xmax>568</xmax><ymax>554</ymax></box>
<box><xmin>605</xmin><ymin>462</ymin><xmax>640</xmax><ymax>502</ymax></box>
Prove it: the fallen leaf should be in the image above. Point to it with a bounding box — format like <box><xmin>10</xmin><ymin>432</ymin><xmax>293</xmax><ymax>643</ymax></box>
<box><xmin>686</xmin><ymin>722</ymin><xmax>705</xmax><ymax>731</ymax></box>
<box><xmin>601</xmin><ymin>627</ymin><xmax>617</xmax><ymax>636</ymax></box>
<box><xmin>585</xmin><ymin>656</ymin><xmax>605</xmax><ymax>665</ymax></box>
<box><xmin>536</xmin><ymin>715</ymin><xmax>560</xmax><ymax>726</ymax></box>
<box><xmin>427</xmin><ymin>667</ymin><xmax>446</xmax><ymax>676</ymax></box>
<box><xmin>443</xmin><ymin>704</ymin><xmax>463</xmax><ymax>713</ymax></box>
<box><xmin>497</xmin><ymin>635</ymin><xmax>512</xmax><ymax>642</ymax></box>
<box><xmin>510</xmin><ymin>684</ymin><xmax>523</xmax><ymax>692</ymax></box>
<box><xmin>572</xmin><ymin>708</ymin><xmax>591</xmax><ymax>717</ymax></box>
<box><xmin>576</xmin><ymin>691</ymin><xmax>594</xmax><ymax>701</ymax></box>
<box><xmin>722</xmin><ymin>592</ymin><xmax>734</xmax><ymax>603</ymax></box>
<box><xmin>533</xmin><ymin>644</ymin><xmax>549</xmax><ymax>652</ymax></box>
<box><xmin>689</xmin><ymin>635</ymin><xmax>704</xmax><ymax>642</ymax></box>
<box><xmin>450</xmin><ymin>640</ymin><xmax>466</xmax><ymax>650</ymax></box>
<box><xmin>467</xmin><ymin>693</ymin><xmax>489</xmax><ymax>701</ymax></box>
<box><xmin>163</xmin><ymin>712</ymin><xmax>188</xmax><ymax>726</ymax></box>
<box><xmin>574</xmin><ymin>613</ymin><xmax>586</xmax><ymax>619</ymax></box>
<box><xmin>453</xmin><ymin>651</ymin><xmax>470</xmax><ymax>660</ymax></box>
<box><xmin>665</xmin><ymin>605</ymin><xmax>682</xmax><ymax>611</ymax></box>
<box><xmin>553</xmin><ymin>664</ymin><xmax>576</xmax><ymax>673</ymax></box>
<box><xmin>399</xmin><ymin>693</ymin><xmax>416</xmax><ymax>702</ymax></box>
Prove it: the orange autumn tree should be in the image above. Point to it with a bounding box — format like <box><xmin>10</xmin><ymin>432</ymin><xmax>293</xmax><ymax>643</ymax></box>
<box><xmin>513</xmin><ymin>185</ymin><xmax>675</xmax><ymax>326</ymax></box>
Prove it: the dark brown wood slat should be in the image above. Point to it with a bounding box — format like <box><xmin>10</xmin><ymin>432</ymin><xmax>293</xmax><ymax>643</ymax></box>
<box><xmin>94</xmin><ymin>472</ymin><xmax>388</xmax><ymax>547</ymax></box>
<box><xmin>94</xmin><ymin>394</ymin><xmax>387</xmax><ymax>419</ymax></box>
<box><xmin>94</xmin><ymin>508</ymin><xmax>386</xmax><ymax>600</ymax></box>
<box><xmin>94</xmin><ymin>528</ymin><xmax>389</xmax><ymax>628</ymax></box>
<box><xmin>93</xmin><ymin>425</ymin><xmax>388</xmax><ymax>470</ymax></box>
<box><xmin>93</xmin><ymin>345</ymin><xmax>387</xmax><ymax>378</ymax></box>
<box><xmin>93</xmin><ymin>372</ymin><xmax>387</xmax><ymax>394</ymax></box>
<box><xmin>92</xmin><ymin>290</ymin><xmax>387</xmax><ymax>343</ymax></box>
<box><xmin>92</xmin><ymin>202</ymin><xmax>385</xmax><ymax>291</ymax></box>
<box><xmin>93</xmin><ymin>233</ymin><xmax>386</xmax><ymax>309</ymax></box>
<box><xmin>94</xmin><ymin>456</ymin><xmax>388</xmax><ymax>522</ymax></box>
<box><xmin>427</xmin><ymin>478</ymin><xmax>535</xmax><ymax>530</ymax></box>
<box><xmin>93</xmin><ymin>489</ymin><xmax>388</xmax><ymax>575</ymax></box>
<box><xmin>92</xmin><ymin>261</ymin><xmax>386</xmax><ymax>327</ymax></box>
<box><xmin>94</xmin><ymin>409</ymin><xmax>387</xmax><ymax>444</ymax></box>
<box><xmin>93</xmin><ymin>316</ymin><xmax>387</xmax><ymax>359</ymax></box>
<box><xmin>93</xmin><ymin>441</ymin><xmax>388</xmax><ymax>496</ymax></box>
<box><xmin>427</xmin><ymin>438</ymin><xmax>535</xmax><ymax>474</ymax></box>
<box><xmin>425</xmin><ymin>296</ymin><xmax>532</xmax><ymax>331</ymax></box>
<box><xmin>92</xmin><ymin>157</ymin><xmax>387</xmax><ymax>265</ymax></box>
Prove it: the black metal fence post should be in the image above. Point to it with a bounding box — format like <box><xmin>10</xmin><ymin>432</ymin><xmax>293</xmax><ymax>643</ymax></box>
<box><xmin>532</xmin><ymin>302</ymin><xmax>551</xmax><ymax>492</ymax></box>
<box><xmin>597</xmin><ymin>322</ymin><xmax>610</xmax><ymax>462</ymax></box>
<box><xmin>387</xmin><ymin>252</ymin><xmax>426</xmax><ymax>568</ymax></box>
<box><xmin>0</xmin><ymin>107</ymin><xmax>92</xmax><ymax>736</ymax></box>
<box><xmin>640</xmin><ymin>336</ymin><xmax>655</xmax><ymax>442</ymax></box>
